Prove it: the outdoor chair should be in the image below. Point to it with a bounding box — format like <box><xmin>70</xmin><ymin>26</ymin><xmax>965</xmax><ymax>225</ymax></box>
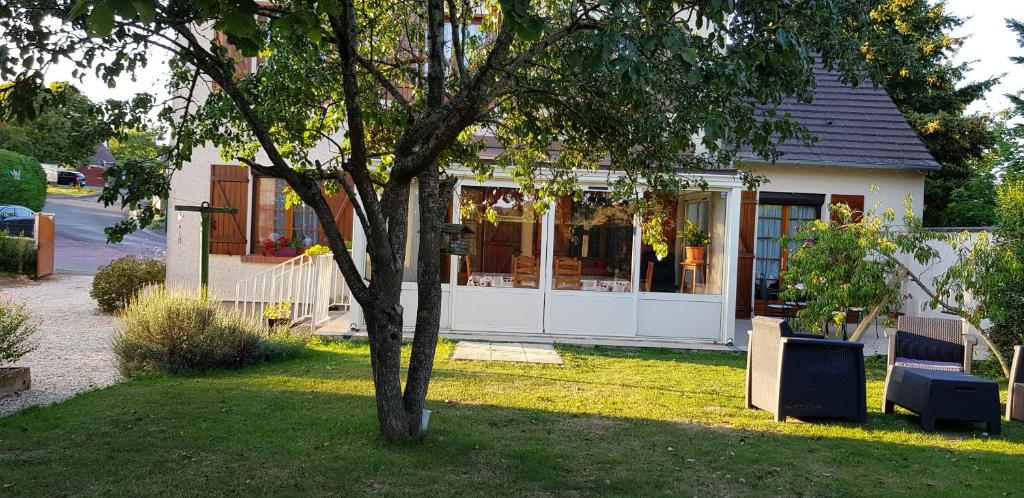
<box><xmin>885</xmin><ymin>316</ymin><xmax>976</xmax><ymax>375</ymax></box>
<box><xmin>1008</xmin><ymin>346</ymin><xmax>1024</xmax><ymax>422</ymax></box>
<box><xmin>746</xmin><ymin>316</ymin><xmax>867</xmax><ymax>422</ymax></box>
<box><xmin>511</xmin><ymin>255</ymin><xmax>539</xmax><ymax>288</ymax></box>
<box><xmin>553</xmin><ymin>257</ymin><xmax>582</xmax><ymax>290</ymax></box>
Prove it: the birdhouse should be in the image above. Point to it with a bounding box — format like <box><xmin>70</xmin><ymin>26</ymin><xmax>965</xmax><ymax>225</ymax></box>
<box><xmin>439</xmin><ymin>223</ymin><xmax>475</xmax><ymax>255</ymax></box>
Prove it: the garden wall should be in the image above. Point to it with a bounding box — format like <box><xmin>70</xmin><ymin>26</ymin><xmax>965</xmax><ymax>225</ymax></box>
<box><xmin>903</xmin><ymin>228</ymin><xmax>987</xmax><ymax>321</ymax></box>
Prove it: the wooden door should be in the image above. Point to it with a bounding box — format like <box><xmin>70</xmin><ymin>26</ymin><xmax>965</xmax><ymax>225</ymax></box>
<box><xmin>735</xmin><ymin>191</ymin><xmax>756</xmax><ymax>318</ymax></box>
<box><xmin>35</xmin><ymin>213</ymin><xmax>54</xmax><ymax>279</ymax></box>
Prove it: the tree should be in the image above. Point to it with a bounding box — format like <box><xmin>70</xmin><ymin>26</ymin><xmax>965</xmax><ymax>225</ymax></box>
<box><xmin>782</xmin><ymin>194</ymin><xmax>1022</xmax><ymax>377</ymax></box>
<box><xmin>0</xmin><ymin>82</ymin><xmax>106</xmax><ymax>166</ymax></box>
<box><xmin>1</xmin><ymin>0</ymin><xmax>908</xmax><ymax>441</ymax></box>
<box><xmin>109</xmin><ymin>127</ymin><xmax>163</xmax><ymax>161</ymax></box>
<box><xmin>863</xmin><ymin>0</ymin><xmax>998</xmax><ymax>226</ymax></box>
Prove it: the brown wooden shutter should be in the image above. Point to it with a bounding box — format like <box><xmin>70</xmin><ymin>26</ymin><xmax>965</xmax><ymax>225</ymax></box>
<box><xmin>829</xmin><ymin>194</ymin><xmax>865</xmax><ymax>224</ymax></box>
<box><xmin>210</xmin><ymin>164</ymin><xmax>249</xmax><ymax>255</ymax></box>
<box><xmin>322</xmin><ymin>185</ymin><xmax>354</xmax><ymax>243</ymax></box>
<box><xmin>735</xmin><ymin>191</ymin><xmax>757</xmax><ymax>319</ymax></box>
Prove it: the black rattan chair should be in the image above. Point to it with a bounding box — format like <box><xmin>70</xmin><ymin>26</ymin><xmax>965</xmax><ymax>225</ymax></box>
<box><xmin>885</xmin><ymin>316</ymin><xmax>976</xmax><ymax>374</ymax></box>
<box><xmin>1008</xmin><ymin>346</ymin><xmax>1023</xmax><ymax>422</ymax></box>
<box><xmin>745</xmin><ymin>316</ymin><xmax>867</xmax><ymax>422</ymax></box>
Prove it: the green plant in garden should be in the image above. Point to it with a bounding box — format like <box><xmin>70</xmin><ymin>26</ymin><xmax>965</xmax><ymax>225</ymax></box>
<box><xmin>783</xmin><ymin>192</ymin><xmax>1021</xmax><ymax>376</ymax></box>
<box><xmin>0</xmin><ymin>148</ymin><xmax>46</xmax><ymax>212</ymax></box>
<box><xmin>679</xmin><ymin>221</ymin><xmax>710</xmax><ymax>247</ymax></box>
<box><xmin>90</xmin><ymin>255</ymin><xmax>166</xmax><ymax>313</ymax></box>
<box><xmin>263</xmin><ymin>301</ymin><xmax>292</xmax><ymax>320</ymax></box>
<box><xmin>0</xmin><ymin>229</ymin><xmax>37</xmax><ymax>276</ymax></box>
<box><xmin>113</xmin><ymin>286</ymin><xmax>307</xmax><ymax>375</ymax></box>
<box><xmin>0</xmin><ymin>292</ymin><xmax>37</xmax><ymax>365</ymax></box>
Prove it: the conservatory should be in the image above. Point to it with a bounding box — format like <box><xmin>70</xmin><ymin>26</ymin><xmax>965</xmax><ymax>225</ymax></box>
<box><xmin>347</xmin><ymin>169</ymin><xmax>743</xmax><ymax>345</ymax></box>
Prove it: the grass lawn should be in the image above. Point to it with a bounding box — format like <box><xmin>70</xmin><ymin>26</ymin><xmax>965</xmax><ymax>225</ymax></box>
<box><xmin>46</xmin><ymin>184</ymin><xmax>97</xmax><ymax>197</ymax></box>
<box><xmin>1</xmin><ymin>340</ymin><xmax>1022</xmax><ymax>497</ymax></box>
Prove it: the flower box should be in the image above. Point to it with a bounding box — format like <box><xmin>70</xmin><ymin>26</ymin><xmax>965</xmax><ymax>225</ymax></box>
<box><xmin>273</xmin><ymin>247</ymin><xmax>299</xmax><ymax>257</ymax></box>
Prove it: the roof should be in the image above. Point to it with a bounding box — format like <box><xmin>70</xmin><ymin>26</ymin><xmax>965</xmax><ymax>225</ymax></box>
<box><xmin>739</xmin><ymin>62</ymin><xmax>940</xmax><ymax>171</ymax></box>
<box><xmin>90</xmin><ymin>143</ymin><xmax>116</xmax><ymax>167</ymax></box>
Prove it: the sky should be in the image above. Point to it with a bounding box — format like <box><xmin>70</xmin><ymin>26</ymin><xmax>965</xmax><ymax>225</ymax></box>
<box><xmin>42</xmin><ymin>1</ymin><xmax>1024</xmax><ymax>117</ymax></box>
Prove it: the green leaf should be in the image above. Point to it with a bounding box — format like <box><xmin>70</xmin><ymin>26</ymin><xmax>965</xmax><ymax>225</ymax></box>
<box><xmin>309</xmin><ymin>25</ymin><xmax>323</xmax><ymax>44</ymax></box>
<box><xmin>132</xmin><ymin>0</ymin><xmax>156</xmax><ymax>23</ymax></box>
<box><xmin>87</xmin><ymin>2</ymin><xmax>115</xmax><ymax>37</ymax></box>
<box><xmin>68</xmin><ymin>0</ymin><xmax>90</xmax><ymax>19</ymax></box>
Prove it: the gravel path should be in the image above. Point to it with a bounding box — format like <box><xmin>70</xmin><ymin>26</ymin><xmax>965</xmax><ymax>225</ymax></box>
<box><xmin>1</xmin><ymin>274</ymin><xmax>120</xmax><ymax>417</ymax></box>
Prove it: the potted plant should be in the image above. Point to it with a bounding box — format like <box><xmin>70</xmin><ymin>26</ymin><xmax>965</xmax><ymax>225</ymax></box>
<box><xmin>262</xmin><ymin>236</ymin><xmax>303</xmax><ymax>257</ymax></box>
<box><xmin>1</xmin><ymin>293</ymin><xmax>36</xmax><ymax>395</ymax></box>
<box><xmin>679</xmin><ymin>221</ymin><xmax>710</xmax><ymax>262</ymax></box>
<box><xmin>263</xmin><ymin>300</ymin><xmax>292</xmax><ymax>328</ymax></box>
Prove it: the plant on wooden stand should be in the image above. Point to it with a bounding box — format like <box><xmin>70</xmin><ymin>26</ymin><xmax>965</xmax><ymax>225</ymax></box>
<box><xmin>263</xmin><ymin>300</ymin><xmax>293</xmax><ymax>329</ymax></box>
<box><xmin>0</xmin><ymin>291</ymin><xmax>37</xmax><ymax>394</ymax></box>
<box><xmin>679</xmin><ymin>221</ymin><xmax>710</xmax><ymax>262</ymax></box>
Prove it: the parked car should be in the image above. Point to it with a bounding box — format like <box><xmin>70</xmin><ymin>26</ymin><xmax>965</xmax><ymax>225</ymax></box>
<box><xmin>56</xmin><ymin>170</ymin><xmax>86</xmax><ymax>188</ymax></box>
<box><xmin>0</xmin><ymin>204</ymin><xmax>36</xmax><ymax>237</ymax></box>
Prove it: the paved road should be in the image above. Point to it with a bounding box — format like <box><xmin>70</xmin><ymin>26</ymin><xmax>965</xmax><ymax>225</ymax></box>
<box><xmin>42</xmin><ymin>194</ymin><xmax>166</xmax><ymax>275</ymax></box>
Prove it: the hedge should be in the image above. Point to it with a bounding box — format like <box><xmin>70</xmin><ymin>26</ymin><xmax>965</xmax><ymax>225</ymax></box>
<box><xmin>0</xmin><ymin>230</ymin><xmax>37</xmax><ymax>276</ymax></box>
<box><xmin>0</xmin><ymin>149</ymin><xmax>46</xmax><ymax>212</ymax></box>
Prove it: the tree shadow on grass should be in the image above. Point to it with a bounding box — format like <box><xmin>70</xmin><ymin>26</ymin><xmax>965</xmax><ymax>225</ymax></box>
<box><xmin>1</xmin><ymin>345</ymin><xmax>1022</xmax><ymax>497</ymax></box>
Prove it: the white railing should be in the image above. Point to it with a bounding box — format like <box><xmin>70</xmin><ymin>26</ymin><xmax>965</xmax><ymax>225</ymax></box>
<box><xmin>233</xmin><ymin>252</ymin><xmax>350</xmax><ymax>330</ymax></box>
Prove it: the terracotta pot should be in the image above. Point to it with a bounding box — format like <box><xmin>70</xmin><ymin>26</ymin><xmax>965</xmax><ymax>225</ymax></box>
<box><xmin>0</xmin><ymin>367</ymin><xmax>30</xmax><ymax>395</ymax></box>
<box><xmin>684</xmin><ymin>246</ymin><xmax>706</xmax><ymax>262</ymax></box>
<box><xmin>273</xmin><ymin>247</ymin><xmax>299</xmax><ymax>257</ymax></box>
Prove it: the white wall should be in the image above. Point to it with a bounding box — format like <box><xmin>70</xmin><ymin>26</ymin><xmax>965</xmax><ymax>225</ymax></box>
<box><xmin>745</xmin><ymin>163</ymin><xmax>926</xmax><ymax>218</ymax></box>
<box><xmin>904</xmin><ymin>230</ymin><xmax>986</xmax><ymax>319</ymax></box>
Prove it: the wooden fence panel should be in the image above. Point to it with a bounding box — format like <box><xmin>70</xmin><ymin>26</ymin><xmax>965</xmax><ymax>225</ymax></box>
<box><xmin>35</xmin><ymin>213</ymin><xmax>55</xmax><ymax>279</ymax></box>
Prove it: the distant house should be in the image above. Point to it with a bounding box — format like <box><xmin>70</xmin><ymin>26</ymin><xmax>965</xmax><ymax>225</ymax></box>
<box><xmin>76</xmin><ymin>144</ymin><xmax>116</xmax><ymax>187</ymax></box>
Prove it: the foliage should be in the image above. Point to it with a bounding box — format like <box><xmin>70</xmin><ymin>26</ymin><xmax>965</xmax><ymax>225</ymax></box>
<box><xmin>0</xmin><ymin>82</ymin><xmax>105</xmax><ymax>167</ymax></box>
<box><xmin>678</xmin><ymin>221</ymin><xmax>710</xmax><ymax>247</ymax></box>
<box><xmin>263</xmin><ymin>300</ymin><xmax>292</xmax><ymax>320</ymax></box>
<box><xmin>113</xmin><ymin>286</ymin><xmax>308</xmax><ymax>375</ymax></box>
<box><xmin>90</xmin><ymin>255</ymin><xmax>166</xmax><ymax>313</ymax></box>
<box><xmin>0</xmin><ymin>292</ymin><xmax>37</xmax><ymax>365</ymax></box>
<box><xmin>303</xmin><ymin>244</ymin><xmax>331</xmax><ymax>256</ymax></box>
<box><xmin>781</xmin><ymin>199</ymin><xmax>934</xmax><ymax>333</ymax></box>
<box><xmin>0</xmin><ymin>0</ymin><xmax>919</xmax><ymax>440</ymax></box>
<box><xmin>0</xmin><ymin>148</ymin><xmax>46</xmax><ymax>211</ymax></box>
<box><xmin>864</xmin><ymin>0</ymin><xmax>998</xmax><ymax>227</ymax></box>
<box><xmin>108</xmin><ymin>127</ymin><xmax>163</xmax><ymax>162</ymax></box>
<box><xmin>0</xmin><ymin>230</ymin><xmax>37</xmax><ymax>276</ymax></box>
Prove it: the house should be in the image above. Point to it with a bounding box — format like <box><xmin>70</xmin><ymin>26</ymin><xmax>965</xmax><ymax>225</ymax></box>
<box><xmin>165</xmin><ymin>61</ymin><xmax>938</xmax><ymax>347</ymax></box>
<box><xmin>76</xmin><ymin>144</ymin><xmax>116</xmax><ymax>187</ymax></box>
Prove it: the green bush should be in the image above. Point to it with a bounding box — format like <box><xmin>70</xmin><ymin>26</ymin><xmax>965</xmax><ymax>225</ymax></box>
<box><xmin>0</xmin><ymin>230</ymin><xmax>37</xmax><ymax>276</ymax></box>
<box><xmin>0</xmin><ymin>293</ymin><xmax>37</xmax><ymax>365</ymax></box>
<box><xmin>987</xmin><ymin>180</ymin><xmax>1024</xmax><ymax>360</ymax></box>
<box><xmin>90</xmin><ymin>255</ymin><xmax>166</xmax><ymax>312</ymax></box>
<box><xmin>0</xmin><ymin>149</ymin><xmax>46</xmax><ymax>212</ymax></box>
<box><xmin>112</xmin><ymin>286</ymin><xmax>308</xmax><ymax>375</ymax></box>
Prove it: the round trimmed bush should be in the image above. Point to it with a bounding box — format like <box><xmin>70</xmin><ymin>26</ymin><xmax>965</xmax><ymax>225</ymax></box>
<box><xmin>90</xmin><ymin>256</ymin><xmax>166</xmax><ymax>312</ymax></box>
<box><xmin>0</xmin><ymin>149</ymin><xmax>46</xmax><ymax>212</ymax></box>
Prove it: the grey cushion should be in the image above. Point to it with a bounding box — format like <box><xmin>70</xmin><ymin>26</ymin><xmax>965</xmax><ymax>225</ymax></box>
<box><xmin>895</xmin><ymin>330</ymin><xmax>963</xmax><ymax>363</ymax></box>
<box><xmin>894</xmin><ymin>357</ymin><xmax>964</xmax><ymax>372</ymax></box>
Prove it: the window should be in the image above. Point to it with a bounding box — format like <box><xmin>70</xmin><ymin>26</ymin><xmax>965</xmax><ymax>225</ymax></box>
<box><xmin>458</xmin><ymin>186</ymin><xmax>541</xmax><ymax>288</ymax></box>
<box><xmin>640</xmin><ymin>191</ymin><xmax>729</xmax><ymax>295</ymax></box>
<box><xmin>552</xmin><ymin>192</ymin><xmax>633</xmax><ymax>292</ymax></box>
<box><xmin>252</xmin><ymin>177</ymin><xmax>320</xmax><ymax>252</ymax></box>
<box><xmin>754</xmin><ymin>202</ymin><xmax>820</xmax><ymax>301</ymax></box>
<box><xmin>399</xmin><ymin>181</ymin><xmax>453</xmax><ymax>284</ymax></box>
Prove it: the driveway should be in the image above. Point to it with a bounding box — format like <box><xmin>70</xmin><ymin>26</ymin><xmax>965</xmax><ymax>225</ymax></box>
<box><xmin>0</xmin><ymin>275</ymin><xmax>120</xmax><ymax>417</ymax></box>
<box><xmin>43</xmin><ymin>194</ymin><xmax>166</xmax><ymax>275</ymax></box>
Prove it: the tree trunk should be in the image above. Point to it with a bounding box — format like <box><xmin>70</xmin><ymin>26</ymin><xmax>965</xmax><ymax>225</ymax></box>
<box><xmin>402</xmin><ymin>163</ymin><xmax>445</xmax><ymax>440</ymax></box>
<box><xmin>364</xmin><ymin>294</ymin><xmax>415</xmax><ymax>440</ymax></box>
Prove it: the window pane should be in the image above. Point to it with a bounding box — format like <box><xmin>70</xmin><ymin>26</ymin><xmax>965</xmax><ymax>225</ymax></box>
<box><xmin>639</xmin><ymin>191</ymin><xmax>726</xmax><ymax>295</ymax></box>
<box><xmin>403</xmin><ymin>182</ymin><xmax>453</xmax><ymax>284</ymax></box>
<box><xmin>552</xmin><ymin>192</ymin><xmax>633</xmax><ymax>292</ymax></box>
<box><xmin>458</xmin><ymin>186</ymin><xmax>541</xmax><ymax>288</ymax></box>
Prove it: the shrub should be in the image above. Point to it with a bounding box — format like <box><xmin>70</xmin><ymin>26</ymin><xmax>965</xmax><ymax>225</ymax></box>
<box><xmin>986</xmin><ymin>180</ymin><xmax>1024</xmax><ymax>360</ymax></box>
<box><xmin>112</xmin><ymin>286</ymin><xmax>308</xmax><ymax>375</ymax></box>
<box><xmin>91</xmin><ymin>255</ymin><xmax>166</xmax><ymax>312</ymax></box>
<box><xmin>0</xmin><ymin>293</ymin><xmax>38</xmax><ymax>365</ymax></box>
<box><xmin>0</xmin><ymin>149</ymin><xmax>46</xmax><ymax>212</ymax></box>
<box><xmin>0</xmin><ymin>230</ymin><xmax>37</xmax><ymax>276</ymax></box>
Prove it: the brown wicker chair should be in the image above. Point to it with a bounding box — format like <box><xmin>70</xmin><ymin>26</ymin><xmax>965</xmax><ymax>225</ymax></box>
<box><xmin>746</xmin><ymin>316</ymin><xmax>867</xmax><ymax>422</ymax></box>
<box><xmin>1008</xmin><ymin>346</ymin><xmax>1024</xmax><ymax>422</ymax></box>
<box><xmin>885</xmin><ymin>316</ymin><xmax>976</xmax><ymax>374</ymax></box>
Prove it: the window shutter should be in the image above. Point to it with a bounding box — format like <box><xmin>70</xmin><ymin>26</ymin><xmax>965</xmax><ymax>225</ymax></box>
<box><xmin>318</xmin><ymin>175</ymin><xmax>354</xmax><ymax>244</ymax></box>
<box><xmin>829</xmin><ymin>194</ymin><xmax>865</xmax><ymax>224</ymax></box>
<box><xmin>210</xmin><ymin>165</ymin><xmax>249</xmax><ymax>255</ymax></box>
